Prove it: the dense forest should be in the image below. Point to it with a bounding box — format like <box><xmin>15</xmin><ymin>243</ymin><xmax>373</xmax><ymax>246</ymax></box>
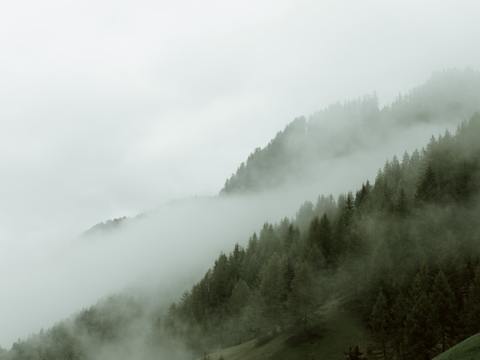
<box><xmin>221</xmin><ymin>69</ymin><xmax>480</xmax><ymax>194</ymax></box>
<box><xmin>3</xmin><ymin>96</ymin><xmax>480</xmax><ymax>359</ymax></box>
<box><xmin>167</xmin><ymin>114</ymin><xmax>480</xmax><ymax>359</ymax></box>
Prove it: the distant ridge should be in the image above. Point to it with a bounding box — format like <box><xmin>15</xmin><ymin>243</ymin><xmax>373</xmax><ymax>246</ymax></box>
<box><xmin>221</xmin><ymin>69</ymin><xmax>480</xmax><ymax>194</ymax></box>
<box><xmin>4</xmin><ymin>73</ymin><xmax>480</xmax><ymax>360</ymax></box>
<box><xmin>82</xmin><ymin>216</ymin><xmax>128</xmax><ymax>237</ymax></box>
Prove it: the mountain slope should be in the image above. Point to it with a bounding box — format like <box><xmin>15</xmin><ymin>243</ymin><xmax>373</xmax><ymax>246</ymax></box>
<box><xmin>3</xmin><ymin>83</ymin><xmax>480</xmax><ymax>360</ymax></box>
<box><xmin>169</xmin><ymin>114</ymin><xmax>480</xmax><ymax>360</ymax></box>
<box><xmin>434</xmin><ymin>334</ymin><xmax>480</xmax><ymax>360</ymax></box>
<box><xmin>221</xmin><ymin>69</ymin><xmax>480</xmax><ymax>194</ymax></box>
<box><xmin>83</xmin><ymin>70</ymin><xmax>480</xmax><ymax>238</ymax></box>
<box><xmin>207</xmin><ymin>310</ymin><xmax>369</xmax><ymax>360</ymax></box>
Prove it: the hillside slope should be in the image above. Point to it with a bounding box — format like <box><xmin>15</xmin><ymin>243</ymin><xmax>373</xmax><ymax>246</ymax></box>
<box><xmin>221</xmin><ymin>69</ymin><xmax>480</xmax><ymax>194</ymax></box>
<box><xmin>434</xmin><ymin>334</ymin><xmax>480</xmax><ymax>360</ymax></box>
<box><xmin>207</xmin><ymin>310</ymin><xmax>369</xmax><ymax>360</ymax></box>
<box><xmin>83</xmin><ymin>70</ymin><xmax>480</xmax><ymax>238</ymax></box>
<box><xmin>169</xmin><ymin>114</ymin><xmax>480</xmax><ymax>360</ymax></box>
<box><xmin>3</xmin><ymin>85</ymin><xmax>480</xmax><ymax>360</ymax></box>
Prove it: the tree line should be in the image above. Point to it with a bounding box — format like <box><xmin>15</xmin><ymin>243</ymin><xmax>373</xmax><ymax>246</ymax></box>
<box><xmin>2</xmin><ymin>114</ymin><xmax>480</xmax><ymax>360</ymax></box>
<box><xmin>168</xmin><ymin>114</ymin><xmax>480</xmax><ymax>359</ymax></box>
<box><xmin>221</xmin><ymin>69</ymin><xmax>480</xmax><ymax>194</ymax></box>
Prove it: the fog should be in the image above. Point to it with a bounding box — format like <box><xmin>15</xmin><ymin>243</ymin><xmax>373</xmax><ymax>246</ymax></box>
<box><xmin>1</xmin><ymin>0</ymin><xmax>480</xmax><ymax>349</ymax></box>
<box><xmin>0</xmin><ymin>121</ymin><xmax>460</xmax><ymax>349</ymax></box>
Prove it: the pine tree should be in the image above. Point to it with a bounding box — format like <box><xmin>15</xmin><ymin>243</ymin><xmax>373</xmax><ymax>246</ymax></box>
<box><xmin>390</xmin><ymin>291</ymin><xmax>408</xmax><ymax>359</ymax></box>
<box><xmin>355</xmin><ymin>182</ymin><xmax>371</xmax><ymax>209</ymax></box>
<box><xmin>297</xmin><ymin>201</ymin><xmax>315</xmax><ymax>231</ymax></box>
<box><xmin>229</xmin><ymin>280</ymin><xmax>251</xmax><ymax>315</ymax></box>
<box><xmin>396</xmin><ymin>188</ymin><xmax>408</xmax><ymax>216</ymax></box>
<box><xmin>240</xmin><ymin>290</ymin><xmax>266</xmax><ymax>337</ymax></box>
<box><xmin>415</xmin><ymin>165</ymin><xmax>438</xmax><ymax>203</ymax></box>
<box><xmin>259</xmin><ymin>254</ymin><xmax>288</xmax><ymax>329</ymax></box>
<box><xmin>370</xmin><ymin>289</ymin><xmax>391</xmax><ymax>359</ymax></box>
<box><xmin>455</xmin><ymin>161</ymin><xmax>474</xmax><ymax>201</ymax></box>
<box><xmin>405</xmin><ymin>272</ymin><xmax>438</xmax><ymax>360</ymax></box>
<box><xmin>335</xmin><ymin>193</ymin><xmax>355</xmax><ymax>258</ymax></box>
<box><xmin>465</xmin><ymin>266</ymin><xmax>480</xmax><ymax>335</ymax></box>
<box><xmin>283</xmin><ymin>224</ymin><xmax>300</xmax><ymax>250</ymax></box>
<box><xmin>432</xmin><ymin>270</ymin><xmax>456</xmax><ymax>351</ymax></box>
<box><xmin>305</xmin><ymin>217</ymin><xmax>326</xmax><ymax>269</ymax></box>
<box><xmin>307</xmin><ymin>214</ymin><xmax>333</xmax><ymax>267</ymax></box>
<box><xmin>210</xmin><ymin>254</ymin><xmax>233</xmax><ymax>309</ymax></box>
<box><xmin>288</xmin><ymin>261</ymin><xmax>317</xmax><ymax>331</ymax></box>
<box><xmin>318</xmin><ymin>214</ymin><xmax>334</xmax><ymax>265</ymax></box>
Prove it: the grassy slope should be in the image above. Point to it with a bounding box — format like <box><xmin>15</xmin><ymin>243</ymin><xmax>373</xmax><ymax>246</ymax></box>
<box><xmin>207</xmin><ymin>311</ymin><xmax>370</xmax><ymax>360</ymax></box>
<box><xmin>434</xmin><ymin>334</ymin><xmax>480</xmax><ymax>360</ymax></box>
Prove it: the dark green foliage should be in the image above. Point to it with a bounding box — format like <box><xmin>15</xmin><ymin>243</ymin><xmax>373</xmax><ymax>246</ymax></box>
<box><xmin>5</xmin><ymin>111</ymin><xmax>480</xmax><ymax>360</ymax></box>
<box><xmin>259</xmin><ymin>254</ymin><xmax>288</xmax><ymax>328</ymax></box>
<box><xmin>228</xmin><ymin>280</ymin><xmax>251</xmax><ymax>314</ymax></box>
<box><xmin>395</xmin><ymin>188</ymin><xmax>408</xmax><ymax>216</ymax></box>
<box><xmin>287</xmin><ymin>262</ymin><xmax>317</xmax><ymax>330</ymax></box>
<box><xmin>432</xmin><ymin>271</ymin><xmax>457</xmax><ymax>351</ymax></box>
<box><xmin>465</xmin><ymin>267</ymin><xmax>480</xmax><ymax>334</ymax></box>
<box><xmin>221</xmin><ymin>70</ymin><xmax>480</xmax><ymax>195</ymax></box>
<box><xmin>344</xmin><ymin>345</ymin><xmax>366</xmax><ymax>360</ymax></box>
<box><xmin>318</xmin><ymin>214</ymin><xmax>334</xmax><ymax>265</ymax></box>
<box><xmin>305</xmin><ymin>217</ymin><xmax>326</xmax><ymax>269</ymax></box>
<box><xmin>416</xmin><ymin>165</ymin><xmax>438</xmax><ymax>202</ymax></box>
<box><xmin>404</xmin><ymin>272</ymin><xmax>438</xmax><ymax>360</ymax></box>
<box><xmin>369</xmin><ymin>290</ymin><xmax>391</xmax><ymax>359</ymax></box>
<box><xmin>166</xmin><ymin>115</ymin><xmax>480</xmax><ymax>358</ymax></box>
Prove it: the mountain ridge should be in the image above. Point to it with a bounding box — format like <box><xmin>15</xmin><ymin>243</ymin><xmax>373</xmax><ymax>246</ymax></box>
<box><xmin>5</xmin><ymin>72</ymin><xmax>480</xmax><ymax>360</ymax></box>
<box><xmin>221</xmin><ymin>69</ymin><xmax>480</xmax><ymax>194</ymax></box>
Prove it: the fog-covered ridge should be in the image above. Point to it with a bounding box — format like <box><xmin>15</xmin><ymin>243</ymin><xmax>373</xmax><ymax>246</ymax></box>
<box><xmin>86</xmin><ymin>69</ymin><xmax>480</xmax><ymax>239</ymax></box>
<box><xmin>4</xmin><ymin>109</ymin><xmax>480</xmax><ymax>360</ymax></box>
<box><xmin>222</xmin><ymin>69</ymin><xmax>480</xmax><ymax>194</ymax></box>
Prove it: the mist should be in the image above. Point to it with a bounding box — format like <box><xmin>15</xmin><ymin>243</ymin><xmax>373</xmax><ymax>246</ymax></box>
<box><xmin>0</xmin><ymin>116</ymin><xmax>462</xmax><ymax>348</ymax></box>
<box><xmin>2</xmin><ymin>0</ymin><xmax>480</xmax><ymax>352</ymax></box>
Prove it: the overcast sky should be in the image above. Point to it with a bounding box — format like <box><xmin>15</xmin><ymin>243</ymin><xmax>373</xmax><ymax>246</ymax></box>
<box><xmin>1</xmin><ymin>0</ymin><xmax>480</xmax><ymax>346</ymax></box>
<box><xmin>1</xmin><ymin>0</ymin><xmax>480</xmax><ymax>238</ymax></box>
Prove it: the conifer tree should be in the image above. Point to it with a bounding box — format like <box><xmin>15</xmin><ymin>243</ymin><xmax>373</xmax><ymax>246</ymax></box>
<box><xmin>432</xmin><ymin>270</ymin><xmax>456</xmax><ymax>351</ymax></box>
<box><xmin>396</xmin><ymin>188</ymin><xmax>408</xmax><ymax>216</ymax></box>
<box><xmin>305</xmin><ymin>217</ymin><xmax>326</xmax><ymax>269</ymax></box>
<box><xmin>318</xmin><ymin>214</ymin><xmax>334</xmax><ymax>265</ymax></box>
<box><xmin>288</xmin><ymin>261</ymin><xmax>317</xmax><ymax>331</ymax></box>
<box><xmin>465</xmin><ymin>266</ymin><xmax>480</xmax><ymax>335</ymax></box>
<box><xmin>405</xmin><ymin>273</ymin><xmax>438</xmax><ymax>360</ymax></box>
<box><xmin>416</xmin><ymin>165</ymin><xmax>438</xmax><ymax>202</ymax></box>
<box><xmin>390</xmin><ymin>291</ymin><xmax>408</xmax><ymax>359</ymax></box>
<box><xmin>229</xmin><ymin>280</ymin><xmax>251</xmax><ymax>315</ymax></box>
<box><xmin>370</xmin><ymin>289</ymin><xmax>391</xmax><ymax>359</ymax></box>
<box><xmin>259</xmin><ymin>254</ymin><xmax>288</xmax><ymax>329</ymax></box>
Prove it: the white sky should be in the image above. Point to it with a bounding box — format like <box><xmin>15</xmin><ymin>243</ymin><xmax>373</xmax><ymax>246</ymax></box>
<box><xmin>1</xmin><ymin>0</ymin><xmax>480</xmax><ymax>347</ymax></box>
<box><xmin>1</xmin><ymin>0</ymin><xmax>480</xmax><ymax>236</ymax></box>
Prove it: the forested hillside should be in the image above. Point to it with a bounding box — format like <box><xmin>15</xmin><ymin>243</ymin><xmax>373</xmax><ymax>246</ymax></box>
<box><xmin>168</xmin><ymin>115</ymin><xmax>480</xmax><ymax>359</ymax></box>
<box><xmin>222</xmin><ymin>69</ymin><xmax>480</xmax><ymax>194</ymax></box>
<box><xmin>3</xmin><ymin>103</ymin><xmax>480</xmax><ymax>360</ymax></box>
